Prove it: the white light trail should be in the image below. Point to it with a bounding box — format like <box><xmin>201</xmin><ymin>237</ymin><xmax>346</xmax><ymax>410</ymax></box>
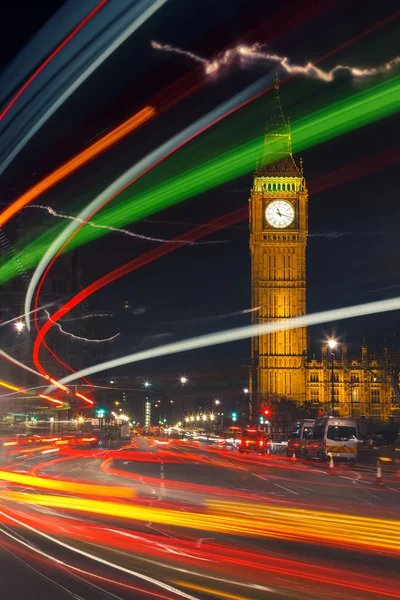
<box><xmin>0</xmin><ymin>303</ymin><xmax>55</xmax><ymax>329</ymax></box>
<box><xmin>152</xmin><ymin>40</ymin><xmax>400</xmax><ymax>81</ymax></box>
<box><xmin>44</xmin><ymin>309</ymin><xmax>120</xmax><ymax>343</ymax></box>
<box><xmin>151</xmin><ymin>40</ymin><xmax>207</xmax><ymax>64</ymax></box>
<box><xmin>28</xmin><ymin>205</ymin><xmax>230</xmax><ymax>245</ymax></box>
<box><xmin>0</xmin><ymin>0</ymin><xmax>168</xmax><ymax>176</ymax></box>
<box><xmin>25</xmin><ymin>72</ymin><xmax>276</xmax><ymax>330</ymax></box>
<box><xmin>0</xmin><ymin>511</ymin><xmax>201</xmax><ymax>600</ymax></box>
<box><xmin>0</xmin><ymin>349</ymin><xmax>45</xmax><ymax>378</ymax></box>
<box><xmin>51</xmin><ymin>297</ymin><xmax>400</xmax><ymax>390</ymax></box>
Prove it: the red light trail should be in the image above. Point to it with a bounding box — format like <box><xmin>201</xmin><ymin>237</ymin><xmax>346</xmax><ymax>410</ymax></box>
<box><xmin>33</xmin><ymin>147</ymin><xmax>397</xmax><ymax>379</ymax></box>
<box><xmin>0</xmin><ymin>0</ymin><xmax>109</xmax><ymax>122</ymax></box>
<box><xmin>0</xmin><ymin>0</ymin><xmax>336</xmax><ymax>227</ymax></box>
<box><xmin>28</xmin><ymin>12</ymin><xmax>399</xmax><ymax>389</ymax></box>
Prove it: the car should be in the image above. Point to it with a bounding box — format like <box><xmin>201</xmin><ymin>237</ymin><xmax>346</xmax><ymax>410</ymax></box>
<box><xmin>237</xmin><ymin>428</ymin><xmax>270</xmax><ymax>454</ymax></box>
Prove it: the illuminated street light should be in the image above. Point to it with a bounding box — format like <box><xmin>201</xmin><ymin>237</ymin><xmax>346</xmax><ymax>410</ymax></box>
<box><xmin>114</xmin><ymin>401</ymin><xmax>120</xmax><ymax>406</ymax></box>
<box><xmin>327</xmin><ymin>339</ymin><xmax>338</xmax><ymax>414</ymax></box>
<box><xmin>185</xmin><ymin>417</ymin><xmax>189</xmax><ymax>423</ymax></box>
<box><xmin>190</xmin><ymin>416</ymin><xmax>195</xmax><ymax>422</ymax></box>
<box><xmin>210</xmin><ymin>414</ymin><xmax>215</xmax><ymax>421</ymax></box>
<box><xmin>243</xmin><ymin>388</ymin><xmax>249</xmax><ymax>394</ymax></box>
<box><xmin>144</xmin><ymin>380</ymin><xmax>151</xmax><ymax>389</ymax></box>
<box><xmin>180</xmin><ymin>376</ymin><xmax>188</xmax><ymax>385</ymax></box>
<box><xmin>196</xmin><ymin>415</ymin><xmax>200</xmax><ymax>421</ymax></box>
<box><xmin>14</xmin><ymin>321</ymin><xmax>25</xmax><ymax>333</ymax></box>
<box><xmin>110</xmin><ymin>380</ymin><xmax>115</xmax><ymax>384</ymax></box>
<box><xmin>214</xmin><ymin>398</ymin><xmax>220</xmax><ymax>405</ymax></box>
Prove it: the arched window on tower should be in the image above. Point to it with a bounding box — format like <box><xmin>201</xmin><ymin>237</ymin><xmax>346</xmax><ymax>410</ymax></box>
<box><xmin>273</xmin><ymin>183</ymin><xmax>276</xmax><ymax>191</ymax></box>
<box><xmin>263</xmin><ymin>183</ymin><xmax>266</xmax><ymax>190</ymax></box>
<box><xmin>282</xmin><ymin>183</ymin><xmax>286</xmax><ymax>191</ymax></box>
<box><xmin>292</xmin><ymin>183</ymin><xmax>295</xmax><ymax>191</ymax></box>
<box><xmin>268</xmin><ymin>183</ymin><xmax>271</xmax><ymax>191</ymax></box>
<box><xmin>277</xmin><ymin>183</ymin><xmax>281</xmax><ymax>191</ymax></box>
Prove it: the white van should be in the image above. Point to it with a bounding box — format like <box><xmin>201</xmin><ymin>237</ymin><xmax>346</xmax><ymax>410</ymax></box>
<box><xmin>304</xmin><ymin>416</ymin><xmax>358</xmax><ymax>461</ymax></box>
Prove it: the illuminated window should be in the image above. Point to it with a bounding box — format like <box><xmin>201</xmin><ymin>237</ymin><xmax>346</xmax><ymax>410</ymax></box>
<box><xmin>371</xmin><ymin>388</ymin><xmax>380</xmax><ymax>404</ymax></box>
<box><xmin>268</xmin><ymin>183</ymin><xmax>271</xmax><ymax>190</ymax></box>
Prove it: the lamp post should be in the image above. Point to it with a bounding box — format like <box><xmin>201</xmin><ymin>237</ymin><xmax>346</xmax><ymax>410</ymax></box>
<box><xmin>328</xmin><ymin>340</ymin><xmax>337</xmax><ymax>414</ymax></box>
<box><xmin>180</xmin><ymin>376</ymin><xmax>188</xmax><ymax>415</ymax></box>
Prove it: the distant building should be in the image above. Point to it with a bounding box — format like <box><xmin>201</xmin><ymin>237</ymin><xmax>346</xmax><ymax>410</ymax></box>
<box><xmin>249</xmin><ymin>78</ymin><xmax>397</xmax><ymax>421</ymax></box>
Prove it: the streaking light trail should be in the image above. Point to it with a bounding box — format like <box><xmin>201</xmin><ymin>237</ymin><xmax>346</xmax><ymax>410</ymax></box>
<box><xmin>25</xmin><ymin>74</ymin><xmax>276</xmax><ymax>331</ymax></box>
<box><xmin>151</xmin><ymin>40</ymin><xmax>400</xmax><ymax>80</ymax></box>
<box><xmin>50</xmin><ymin>297</ymin><xmax>400</xmax><ymax>389</ymax></box>
<box><xmin>44</xmin><ymin>309</ymin><xmax>120</xmax><ymax>343</ymax></box>
<box><xmin>0</xmin><ymin>0</ymin><xmax>109</xmax><ymax>121</ymax></box>
<box><xmin>27</xmin><ymin>205</ymin><xmax>230</xmax><ymax>245</ymax></box>
<box><xmin>26</xmin><ymin>74</ymin><xmax>400</xmax><ymax>337</ymax></box>
<box><xmin>0</xmin><ymin>0</ymin><xmax>167</xmax><ymax>176</ymax></box>
<box><xmin>0</xmin><ymin>107</ymin><xmax>155</xmax><ymax>227</ymax></box>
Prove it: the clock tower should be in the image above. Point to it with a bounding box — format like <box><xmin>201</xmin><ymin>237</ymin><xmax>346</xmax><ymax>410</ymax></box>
<box><xmin>249</xmin><ymin>77</ymin><xmax>308</xmax><ymax>411</ymax></box>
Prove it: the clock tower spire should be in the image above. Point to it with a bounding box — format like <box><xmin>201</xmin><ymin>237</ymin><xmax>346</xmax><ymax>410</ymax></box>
<box><xmin>249</xmin><ymin>78</ymin><xmax>308</xmax><ymax>412</ymax></box>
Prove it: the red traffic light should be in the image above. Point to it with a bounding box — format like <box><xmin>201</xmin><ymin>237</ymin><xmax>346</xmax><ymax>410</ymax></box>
<box><xmin>263</xmin><ymin>407</ymin><xmax>271</xmax><ymax>416</ymax></box>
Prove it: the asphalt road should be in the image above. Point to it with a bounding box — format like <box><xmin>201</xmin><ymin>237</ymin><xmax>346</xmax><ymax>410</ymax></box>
<box><xmin>0</xmin><ymin>437</ymin><xmax>399</xmax><ymax>600</ymax></box>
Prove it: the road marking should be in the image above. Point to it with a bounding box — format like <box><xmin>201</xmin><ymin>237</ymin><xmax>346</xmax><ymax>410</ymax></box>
<box><xmin>274</xmin><ymin>483</ymin><xmax>300</xmax><ymax>496</ymax></box>
<box><xmin>252</xmin><ymin>474</ymin><xmax>268</xmax><ymax>481</ymax></box>
<box><xmin>160</xmin><ymin>461</ymin><xmax>165</xmax><ymax>495</ymax></box>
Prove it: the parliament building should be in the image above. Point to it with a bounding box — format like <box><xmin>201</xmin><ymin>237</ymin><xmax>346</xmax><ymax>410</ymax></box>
<box><xmin>249</xmin><ymin>79</ymin><xmax>396</xmax><ymax>421</ymax></box>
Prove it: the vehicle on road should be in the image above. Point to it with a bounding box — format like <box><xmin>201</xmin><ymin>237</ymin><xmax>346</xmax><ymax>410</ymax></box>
<box><xmin>304</xmin><ymin>416</ymin><xmax>358</xmax><ymax>461</ymax></box>
<box><xmin>237</xmin><ymin>427</ymin><xmax>270</xmax><ymax>455</ymax></box>
<box><xmin>287</xmin><ymin>419</ymin><xmax>314</xmax><ymax>457</ymax></box>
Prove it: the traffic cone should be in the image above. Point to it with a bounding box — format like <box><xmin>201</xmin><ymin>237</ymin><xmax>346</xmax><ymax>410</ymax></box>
<box><xmin>375</xmin><ymin>460</ymin><xmax>383</xmax><ymax>485</ymax></box>
<box><xmin>292</xmin><ymin>451</ymin><xmax>296</xmax><ymax>462</ymax></box>
<box><xmin>328</xmin><ymin>454</ymin><xmax>335</xmax><ymax>475</ymax></box>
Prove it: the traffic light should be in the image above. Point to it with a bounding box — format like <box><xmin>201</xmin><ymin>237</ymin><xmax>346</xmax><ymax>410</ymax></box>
<box><xmin>263</xmin><ymin>407</ymin><xmax>271</xmax><ymax>417</ymax></box>
<box><xmin>96</xmin><ymin>408</ymin><xmax>107</xmax><ymax>418</ymax></box>
<box><xmin>163</xmin><ymin>418</ymin><xmax>167</xmax><ymax>423</ymax></box>
<box><xmin>259</xmin><ymin>416</ymin><xmax>264</xmax><ymax>424</ymax></box>
<box><xmin>231</xmin><ymin>411</ymin><xmax>238</xmax><ymax>422</ymax></box>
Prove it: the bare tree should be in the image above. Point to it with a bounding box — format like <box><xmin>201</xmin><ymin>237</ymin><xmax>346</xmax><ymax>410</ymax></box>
<box><xmin>367</xmin><ymin>351</ymin><xmax>400</xmax><ymax>406</ymax></box>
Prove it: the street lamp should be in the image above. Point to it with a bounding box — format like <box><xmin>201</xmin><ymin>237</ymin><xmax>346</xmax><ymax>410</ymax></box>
<box><xmin>144</xmin><ymin>381</ymin><xmax>151</xmax><ymax>389</ymax></box>
<box><xmin>180</xmin><ymin>377</ymin><xmax>188</xmax><ymax>385</ymax></box>
<box><xmin>243</xmin><ymin>388</ymin><xmax>249</xmax><ymax>394</ymax></box>
<box><xmin>214</xmin><ymin>398</ymin><xmax>220</xmax><ymax>406</ymax></box>
<box><xmin>14</xmin><ymin>321</ymin><xmax>25</xmax><ymax>334</ymax></box>
<box><xmin>327</xmin><ymin>339</ymin><xmax>337</xmax><ymax>414</ymax></box>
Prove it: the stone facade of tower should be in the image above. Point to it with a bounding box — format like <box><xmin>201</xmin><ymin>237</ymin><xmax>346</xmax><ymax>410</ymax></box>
<box><xmin>250</xmin><ymin>78</ymin><xmax>308</xmax><ymax>410</ymax></box>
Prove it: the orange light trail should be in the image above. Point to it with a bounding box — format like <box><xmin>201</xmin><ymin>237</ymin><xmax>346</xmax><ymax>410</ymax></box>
<box><xmin>4</xmin><ymin>490</ymin><xmax>400</xmax><ymax>555</ymax></box>
<box><xmin>75</xmin><ymin>391</ymin><xmax>94</xmax><ymax>406</ymax></box>
<box><xmin>38</xmin><ymin>394</ymin><xmax>63</xmax><ymax>406</ymax></box>
<box><xmin>0</xmin><ymin>469</ymin><xmax>134</xmax><ymax>499</ymax></box>
<box><xmin>0</xmin><ymin>380</ymin><xmax>26</xmax><ymax>393</ymax></box>
<box><xmin>0</xmin><ymin>106</ymin><xmax>155</xmax><ymax>226</ymax></box>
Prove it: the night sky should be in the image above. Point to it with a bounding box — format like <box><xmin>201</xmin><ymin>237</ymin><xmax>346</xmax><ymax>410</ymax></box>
<box><xmin>1</xmin><ymin>0</ymin><xmax>399</xmax><ymax>382</ymax></box>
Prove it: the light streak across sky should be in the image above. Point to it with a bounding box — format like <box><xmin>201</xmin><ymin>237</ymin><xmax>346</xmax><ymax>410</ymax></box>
<box><xmin>44</xmin><ymin>309</ymin><xmax>120</xmax><ymax>343</ymax></box>
<box><xmin>25</xmin><ymin>73</ymin><xmax>276</xmax><ymax>331</ymax></box>
<box><xmin>24</xmin><ymin>74</ymin><xmax>400</xmax><ymax>334</ymax></box>
<box><xmin>49</xmin><ymin>297</ymin><xmax>400</xmax><ymax>389</ymax></box>
<box><xmin>151</xmin><ymin>40</ymin><xmax>400</xmax><ymax>81</ymax></box>
<box><xmin>0</xmin><ymin>0</ymin><xmax>109</xmax><ymax>121</ymax></box>
<box><xmin>27</xmin><ymin>205</ymin><xmax>230</xmax><ymax>245</ymax></box>
<box><xmin>0</xmin><ymin>0</ymin><xmax>167</xmax><ymax>176</ymax></box>
<box><xmin>0</xmin><ymin>107</ymin><xmax>155</xmax><ymax>227</ymax></box>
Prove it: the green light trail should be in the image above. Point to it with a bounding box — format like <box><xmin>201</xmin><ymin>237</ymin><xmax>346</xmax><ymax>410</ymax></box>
<box><xmin>0</xmin><ymin>75</ymin><xmax>398</xmax><ymax>285</ymax></box>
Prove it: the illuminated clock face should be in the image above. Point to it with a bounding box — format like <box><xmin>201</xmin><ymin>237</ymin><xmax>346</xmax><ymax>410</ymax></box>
<box><xmin>265</xmin><ymin>200</ymin><xmax>295</xmax><ymax>228</ymax></box>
